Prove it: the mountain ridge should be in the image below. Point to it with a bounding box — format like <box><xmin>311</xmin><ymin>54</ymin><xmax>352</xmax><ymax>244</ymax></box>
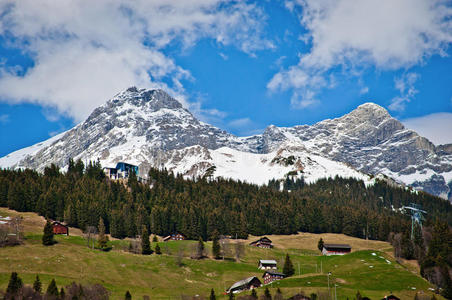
<box><xmin>1</xmin><ymin>87</ymin><xmax>451</xmax><ymax>200</ymax></box>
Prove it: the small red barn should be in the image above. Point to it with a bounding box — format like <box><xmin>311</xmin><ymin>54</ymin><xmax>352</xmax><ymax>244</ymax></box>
<box><xmin>52</xmin><ymin>221</ymin><xmax>69</xmax><ymax>235</ymax></box>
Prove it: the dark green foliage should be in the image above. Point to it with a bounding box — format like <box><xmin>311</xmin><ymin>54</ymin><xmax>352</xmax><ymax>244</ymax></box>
<box><xmin>310</xmin><ymin>293</ymin><xmax>317</xmax><ymax>300</ymax></box>
<box><xmin>356</xmin><ymin>291</ymin><xmax>362</xmax><ymax>300</ymax></box>
<box><xmin>318</xmin><ymin>238</ymin><xmax>324</xmax><ymax>251</ymax></box>
<box><xmin>46</xmin><ymin>279</ymin><xmax>59</xmax><ymax>297</ymax></box>
<box><xmin>97</xmin><ymin>217</ymin><xmax>109</xmax><ymax>250</ymax></box>
<box><xmin>210</xmin><ymin>288</ymin><xmax>216</xmax><ymax>300</ymax></box>
<box><xmin>155</xmin><ymin>243</ymin><xmax>162</xmax><ymax>254</ymax></box>
<box><xmin>152</xmin><ymin>235</ymin><xmax>158</xmax><ymax>242</ymax></box>
<box><xmin>60</xmin><ymin>287</ymin><xmax>66</xmax><ymax>299</ymax></box>
<box><xmin>251</xmin><ymin>289</ymin><xmax>257</xmax><ymax>300</ymax></box>
<box><xmin>125</xmin><ymin>290</ymin><xmax>132</xmax><ymax>300</ymax></box>
<box><xmin>42</xmin><ymin>219</ymin><xmax>55</xmax><ymax>246</ymax></box>
<box><xmin>264</xmin><ymin>287</ymin><xmax>271</xmax><ymax>300</ymax></box>
<box><xmin>6</xmin><ymin>272</ymin><xmax>22</xmax><ymax>295</ymax></box>
<box><xmin>283</xmin><ymin>253</ymin><xmax>295</xmax><ymax>277</ymax></box>
<box><xmin>212</xmin><ymin>231</ymin><xmax>221</xmax><ymax>259</ymax></box>
<box><xmin>141</xmin><ymin>226</ymin><xmax>152</xmax><ymax>255</ymax></box>
<box><xmin>229</xmin><ymin>291</ymin><xmax>235</xmax><ymax>300</ymax></box>
<box><xmin>33</xmin><ymin>275</ymin><xmax>42</xmax><ymax>293</ymax></box>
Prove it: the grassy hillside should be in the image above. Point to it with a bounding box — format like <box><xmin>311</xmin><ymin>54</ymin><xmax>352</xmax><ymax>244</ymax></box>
<box><xmin>0</xmin><ymin>208</ymin><xmax>442</xmax><ymax>299</ymax></box>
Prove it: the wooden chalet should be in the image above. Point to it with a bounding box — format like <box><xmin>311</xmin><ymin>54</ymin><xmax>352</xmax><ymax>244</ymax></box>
<box><xmin>258</xmin><ymin>259</ymin><xmax>277</xmax><ymax>270</ymax></box>
<box><xmin>322</xmin><ymin>244</ymin><xmax>351</xmax><ymax>256</ymax></box>
<box><xmin>249</xmin><ymin>237</ymin><xmax>273</xmax><ymax>248</ymax></box>
<box><xmin>262</xmin><ymin>271</ymin><xmax>286</xmax><ymax>284</ymax></box>
<box><xmin>52</xmin><ymin>221</ymin><xmax>69</xmax><ymax>235</ymax></box>
<box><xmin>163</xmin><ymin>232</ymin><xmax>186</xmax><ymax>241</ymax></box>
<box><xmin>381</xmin><ymin>295</ymin><xmax>400</xmax><ymax>300</ymax></box>
<box><xmin>226</xmin><ymin>276</ymin><xmax>262</xmax><ymax>294</ymax></box>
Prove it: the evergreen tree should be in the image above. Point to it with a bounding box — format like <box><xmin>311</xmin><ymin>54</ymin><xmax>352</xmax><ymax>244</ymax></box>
<box><xmin>42</xmin><ymin>219</ymin><xmax>55</xmax><ymax>246</ymax></box>
<box><xmin>141</xmin><ymin>226</ymin><xmax>152</xmax><ymax>255</ymax></box>
<box><xmin>283</xmin><ymin>253</ymin><xmax>295</xmax><ymax>276</ymax></box>
<box><xmin>155</xmin><ymin>243</ymin><xmax>162</xmax><ymax>255</ymax></box>
<box><xmin>6</xmin><ymin>272</ymin><xmax>23</xmax><ymax>295</ymax></box>
<box><xmin>46</xmin><ymin>279</ymin><xmax>59</xmax><ymax>297</ymax></box>
<box><xmin>317</xmin><ymin>238</ymin><xmax>324</xmax><ymax>252</ymax></box>
<box><xmin>33</xmin><ymin>275</ymin><xmax>42</xmax><ymax>293</ymax></box>
<box><xmin>356</xmin><ymin>291</ymin><xmax>362</xmax><ymax>300</ymax></box>
<box><xmin>212</xmin><ymin>231</ymin><xmax>221</xmax><ymax>259</ymax></box>
<box><xmin>229</xmin><ymin>292</ymin><xmax>235</xmax><ymax>300</ymax></box>
<box><xmin>274</xmin><ymin>288</ymin><xmax>283</xmax><ymax>300</ymax></box>
<box><xmin>97</xmin><ymin>217</ymin><xmax>109</xmax><ymax>250</ymax></box>
<box><xmin>251</xmin><ymin>289</ymin><xmax>257</xmax><ymax>300</ymax></box>
<box><xmin>264</xmin><ymin>287</ymin><xmax>271</xmax><ymax>300</ymax></box>
<box><xmin>152</xmin><ymin>235</ymin><xmax>158</xmax><ymax>242</ymax></box>
<box><xmin>60</xmin><ymin>287</ymin><xmax>66</xmax><ymax>299</ymax></box>
<box><xmin>196</xmin><ymin>237</ymin><xmax>205</xmax><ymax>259</ymax></box>
<box><xmin>125</xmin><ymin>290</ymin><xmax>132</xmax><ymax>300</ymax></box>
<box><xmin>210</xmin><ymin>288</ymin><xmax>216</xmax><ymax>300</ymax></box>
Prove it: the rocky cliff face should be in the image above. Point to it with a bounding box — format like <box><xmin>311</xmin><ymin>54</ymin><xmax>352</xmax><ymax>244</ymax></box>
<box><xmin>1</xmin><ymin>87</ymin><xmax>451</xmax><ymax>200</ymax></box>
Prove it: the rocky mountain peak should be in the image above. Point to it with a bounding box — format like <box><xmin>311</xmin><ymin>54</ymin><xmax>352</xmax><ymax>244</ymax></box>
<box><xmin>343</xmin><ymin>102</ymin><xmax>392</xmax><ymax>125</ymax></box>
<box><xmin>110</xmin><ymin>87</ymin><xmax>183</xmax><ymax>111</ymax></box>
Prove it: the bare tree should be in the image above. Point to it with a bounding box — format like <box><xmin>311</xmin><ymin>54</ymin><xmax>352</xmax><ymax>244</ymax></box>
<box><xmin>128</xmin><ymin>238</ymin><xmax>141</xmax><ymax>254</ymax></box>
<box><xmin>220</xmin><ymin>236</ymin><xmax>231</xmax><ymax>259</ymax></box>
<box><xmin>84</xmin><ymin>226</ymin><xmax>97</xmax><ymax>249</ymax></box>
<box><xmin>234</xmin><ymin>242</ymin><xmax>245</xmax><ymax>262</ymax></box>
<box><xmin>176</xmin><ymin>244</ymin><xmax>186</xmax><ymax>267</ymax></box>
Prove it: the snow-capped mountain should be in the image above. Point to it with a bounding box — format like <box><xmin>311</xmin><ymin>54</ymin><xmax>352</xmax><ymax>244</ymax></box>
<box><xmin>1</xmin><ymin>87</ymin><xmax>451</xmax><ymax>200</ymax></box>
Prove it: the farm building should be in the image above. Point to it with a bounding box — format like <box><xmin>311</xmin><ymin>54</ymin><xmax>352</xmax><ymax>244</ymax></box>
<box><xmin>381</xmin><ymin>295</ymin><xmax>400</xmax><ymax>300</ymax></box>
<box><xmin>227</xmin><ymin>276</ymin><xmax>262</xmax><ymax>294</ymax></box>
<box><xmin>258</xmin><ymin>259</ymin><xmax>277</xmax><ymax>270</ymax></box>
<box><xmin>249</xmin><ymin>237</ymin><xmax>273</xmax><ymax>248</ymax></box>
<box><xmin>163</xmin><ymin>233</ymin><xmax>186</xmax><ymax>241</ymax></box>
<box><xmin>322</xmin><ymin>244</ymin><xmax>351</xmax><ymax>255</ymax></box>
<box><xmin>262</xmin><ymin>271</ymin><xmax>286</xmax><ymax>284</ymax></box>
<box><xmin>52</xmin><ymin>221</ymin><xmax>69</xmax><ymax>235</ymax></box>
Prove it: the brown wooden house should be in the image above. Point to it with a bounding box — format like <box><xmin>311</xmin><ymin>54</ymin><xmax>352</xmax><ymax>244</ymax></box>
<box><xmin>52</xmin><ymin>221</ymin><xmax>69</xmax><ymax>235</ymax></box>
<box><xmin>249</xmin><ymin>237</ymin><xmax>273</xmax><ymax>248</ymax></box>
<box><xmin>322</xmin><ymin>244</ymin><xmax>351</xmax><ymax>256</ymax></box>
<box><xmin>163</xmin><ymin>232</ymin><xmax>186</xmax><ymax>241</ymax></box>
<box><xmin>226</xmin><ymin>276</ymin><xmax>262</xmax><ymax>294</ymax></box>
<box><xmin>262</xmin><ymin>271</ymin><xmax>286</xmax><ymax>284</ymax></box>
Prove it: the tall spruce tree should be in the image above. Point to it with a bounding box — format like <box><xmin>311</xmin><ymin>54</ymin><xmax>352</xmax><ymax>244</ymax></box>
<box><xmin>283</xmin><ymin>253</ymin><xmax>295</xmax><ymax>276</ymax></box>
<box><xmin>33</xmin><ymin>275</ymin><xmax>42</xmax><ymax>293</ymax></box>
<box><xmin>97</xmin><ymin>217</ymin><xmax>109</xmax><ymax>250</ymax></box>
<box><xmin>46</xmin><ymin>279</ymin><xmax>59</xmax><ymax>297</ymax></box>
<box><xmin>317</xmin><ymin>238</ymin><xmax>324</xmax><ymax>252</ymax></box>
<box><xmin>212</xmin><ymin>231</ymin><xmax>221</xmax><ymax>259</ymax></box>
<box><xmin>125</xmin><ymin>290</ymin><xmax>132</xmax><ymax>300</ymax></box>
<box><xmin>42</xmin><ymin>219</ymin><xmax>55</xmax><ymax>246</ymax></box>
<box><xmin>264</xmin><ymin>287</ymin><xmax>271</xmax><ymax>300</ymax></box>
<box><xmin>251</xmin><ymin>289</ymin><xmax>257</xmax><ymax>300</ymax></box>
<box><xmin>6</xmin><ymin>272</ymin><xmax>23</xmax><ymax>295</ymax></box>
<box><xmin>210</xmin><ymin>288</ymin><xmax>216</xmax><ymax>300</ymax></box>
<box><xmin>141</xmin><ymin>226</ymin><xmax>152</xmax><ymax>255</ymax></box>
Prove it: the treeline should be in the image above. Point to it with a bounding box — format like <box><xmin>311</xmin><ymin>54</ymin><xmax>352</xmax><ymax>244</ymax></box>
<box><xmin>1</xmin><ymin>161</ymin><xmax>452</xmax><ymax>242</ymax></box>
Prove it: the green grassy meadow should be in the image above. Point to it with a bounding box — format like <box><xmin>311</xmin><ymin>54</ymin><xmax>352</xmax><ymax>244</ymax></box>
<box><xmin>0</xmin><ymin>208</ymin><xmax>442</xmax><ymax>299</ymax></box>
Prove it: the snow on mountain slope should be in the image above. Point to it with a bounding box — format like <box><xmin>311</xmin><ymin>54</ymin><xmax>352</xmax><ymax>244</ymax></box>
<box><xmin>0</xmin><ymin>87</ymin><xmax>451</xmax><ymax>200</ymax></box>
<box><xmin>151</xmin><ymin>142</ymin><xmax>374</xmax><ymax>186</ymax></box>
<box><xmin>0</xmin><ymin>131</ymin><xmax>67</xmax><ymax>168</ymax></box>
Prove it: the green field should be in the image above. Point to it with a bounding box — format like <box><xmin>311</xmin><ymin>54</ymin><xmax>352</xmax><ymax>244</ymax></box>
<box><xmin>0</xmin><ymin>208</ymin><xmax>442</xmax><ymax>299</ymax></box>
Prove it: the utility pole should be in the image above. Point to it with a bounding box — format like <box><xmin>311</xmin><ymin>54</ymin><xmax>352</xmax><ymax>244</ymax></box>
<box><xmin>327</xmin><ymin>272</ymin><xmax>331</xmax><ymax>300</ymax></box>
<box><xmin>334</xmin><ymin>284</ymin><xmax>337</xmax><ymax>300</ymax></box>
<box><xmin>298</xmin><ymin>262</ymin><xmax>300</xmax><ymax>276</ymax></box>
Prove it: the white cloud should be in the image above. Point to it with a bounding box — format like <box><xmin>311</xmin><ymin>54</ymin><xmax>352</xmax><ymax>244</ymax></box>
<box><xmin>359</xmin><ymin>87</ymin><xmax>369</xmax><ymax>95</ymax></box>
<box><xmin>0</xmin><ymin>114</ymin><xmax>9</xmax><ymax>124</ymax></box>
<box><xmin>402</xmin><ymin>112</ymin><xmax>452</xmax><ymax>145</ymax></box>
<box><xmin>389</xmin><ymin>72</ymin><xmax>419</xmax><ymax>112</ymax></box>
<box><xmin>0</xmin><ymin>0</ymin><xmax>272</xmax><ymax>122</ymax></box>
<box><xmin>228</xmin><ymin>117</ymin><xmax>252</xmax><ymax>128</ymax></box>
<box><xmin>270</xmin><ymin>0</ymin><xmax>452</xmax><ymax>108</ymax></box>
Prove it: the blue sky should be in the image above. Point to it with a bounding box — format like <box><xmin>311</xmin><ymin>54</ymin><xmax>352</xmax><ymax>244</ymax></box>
<box><xmin>0</xmin><ymin>0</ymin><xmax>452</xmax><ymax>157</ymax></box>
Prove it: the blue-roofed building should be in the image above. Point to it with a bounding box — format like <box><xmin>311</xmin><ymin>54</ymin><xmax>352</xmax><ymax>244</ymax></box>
<box><xmin>115</xmin><ymin>162</ymin><xmax>139</xmax><ymax>178</ymax></box>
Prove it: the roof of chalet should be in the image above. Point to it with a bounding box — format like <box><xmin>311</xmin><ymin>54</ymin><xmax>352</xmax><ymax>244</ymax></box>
<box><xmin>228</xmin><ymin>276</ymin><xmax>261</xmax><ymax>291</ymax></box>
<box><xmin>323</xmin><ymin>244</ymin><xmax>351</xmax><ymax>249</ymax></box>
<box><xmin>52</xmin><ymin>221</ymin><xmax>68</xmax><ymax>228</ymax></box>
<box><xmin>250</xmin><ymin>236</ymin><xmax>272</xmax><ymax>244</ymax></box>
<box><xmin>262</xmin><ymin>271</ymin><xmax>286</xmax><ymax>277</ymax></box>
<box><xmin>259</xmin><ymin>260</ymin><xmax>277</xmax><ymax>265</ymax></box>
